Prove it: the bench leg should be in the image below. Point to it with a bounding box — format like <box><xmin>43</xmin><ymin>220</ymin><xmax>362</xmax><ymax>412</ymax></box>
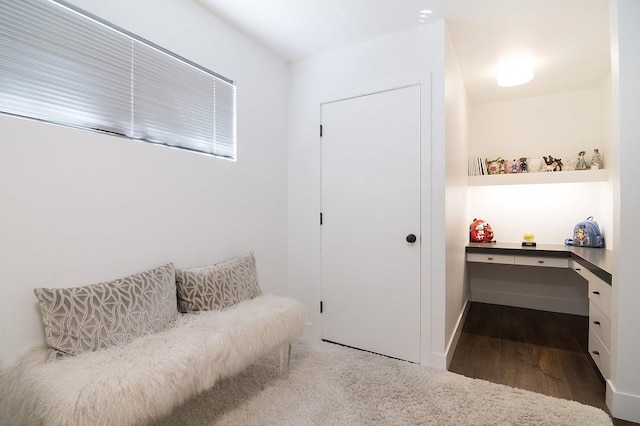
<box><xmin>279</xmin><ymin>344</ymin><xmax>292</xmax><ymax>374</ymax></box>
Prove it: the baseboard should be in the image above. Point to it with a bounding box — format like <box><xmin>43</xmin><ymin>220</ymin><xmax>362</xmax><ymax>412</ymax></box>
<box><xmin>429</xmin><ymin>298</ymin><xmax>470</xmax><ymax>370</ymax></box>
<box><xmin>606</xmin><ymin>380</ymin><xmax>640</xmax><ymax>423</ymax></box>
<box><xmin>471</xmin><ymin>289</ymin><xmax>588</xmax><ymax>316</ymax></box>
<box><xmin>445</xmin><ymin>298</ymin><xmax>470</xmax><ymax>369</ymax></box>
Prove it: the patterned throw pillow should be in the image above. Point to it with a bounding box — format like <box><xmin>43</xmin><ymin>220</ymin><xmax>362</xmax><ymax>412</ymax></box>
<box><xmin>34</xmin><ymin>263</ymin><xmax>178</xmax><ymax>359</ymax></box>
<box><xmin>175</xmin><ymin>252</ymin><xmax>262</xmax><ymax>313</ymax></box>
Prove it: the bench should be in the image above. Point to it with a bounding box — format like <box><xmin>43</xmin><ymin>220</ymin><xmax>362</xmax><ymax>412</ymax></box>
<box><xmin>0</xmin><ymin>255</ymin><xmax>305</xmax><ymax>425</ymax></box>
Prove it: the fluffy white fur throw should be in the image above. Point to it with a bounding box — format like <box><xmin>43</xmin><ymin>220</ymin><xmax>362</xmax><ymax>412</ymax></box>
<box><xmin>0</xmin><ymin>294</ymin><xmax>305</xmax><ymax>426</ymax></box>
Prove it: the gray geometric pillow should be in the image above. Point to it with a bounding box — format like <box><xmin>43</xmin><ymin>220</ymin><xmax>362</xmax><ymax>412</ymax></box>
<box><xmin>34</xmin><ymin>263</ymin><xmax>178</xmax><ymax>359</ymax></box>
<box><xmin>175</xmin><ymin>252</ymin><xmax>262</xmax><ymax>313</ymax></box>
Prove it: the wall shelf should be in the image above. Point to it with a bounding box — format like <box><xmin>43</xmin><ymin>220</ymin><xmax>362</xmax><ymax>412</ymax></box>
<box><xmin>468</xmin><ymin>169</ymin><xmax>610</xmax><ymax>186</ymax></box>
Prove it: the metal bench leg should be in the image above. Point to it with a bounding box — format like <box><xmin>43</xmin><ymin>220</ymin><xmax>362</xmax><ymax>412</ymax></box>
<box><xmin>279</xmin><ymin>344</ymin><xmax>292</xmax><ymax>374</ymax></box>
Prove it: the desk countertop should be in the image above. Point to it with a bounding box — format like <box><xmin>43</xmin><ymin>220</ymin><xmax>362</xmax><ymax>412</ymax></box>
<box><xmin>466</xmin><ymin>242</ymin><xmax>613</xmax><ymax>284</ymax></box>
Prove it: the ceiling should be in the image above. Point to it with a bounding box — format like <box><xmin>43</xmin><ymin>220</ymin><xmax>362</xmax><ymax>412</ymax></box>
<box><xmin>196</xmin><ymin>0</ymin><xmax>611</xmax><ymax>105</ymax></box>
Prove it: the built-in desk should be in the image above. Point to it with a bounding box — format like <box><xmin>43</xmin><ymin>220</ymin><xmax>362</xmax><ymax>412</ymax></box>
<box><xmin>465</xmin><ymin>242</ymin><xmax>614</xmax><ymax>380</ymax></box>
<box><xmin>466</xmin><ymin>242</ymin><xmax>613</xmax><ymax>284</ymax></box>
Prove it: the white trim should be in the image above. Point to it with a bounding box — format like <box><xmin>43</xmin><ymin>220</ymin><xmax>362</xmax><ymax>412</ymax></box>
<box><xmin>428</xmin><ymin>299</ymin><xmax>470</xmax><ymax>370</ymax></box>
<box><xmin>471</xmin><ymin>289</ymin><xmax>588</xmax><ymax>316</ymax></box>
<box><xmin>606</xmin><ymin>380</ymin><xmax>640</xmax><ymax>423</ymax></box>
<box><xmin>445</xmin><ymin>298</ymin><xmax>470</xmax><ymax>369</ymax></box>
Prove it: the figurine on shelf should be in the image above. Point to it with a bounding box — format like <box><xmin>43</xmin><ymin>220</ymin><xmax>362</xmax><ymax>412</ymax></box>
<box><xmin>590</xmin><ymin>149</ymin><xmax>603</xmax><ymax>169</ymax></box>
<box><xmin>543</xmin><ymin>154</ymin><xmax>563</xmax><ymax>171</ymax></box>
<box><xmin>510</xmin><ymin>159</ymin><xmax>519</xmax><ymax>173</ymax></box>
<box><xmin>486</xmin><ymin>157</ymin><xmax>506</xmax><ymax>175</ymax></box>
<box><xmin>541</xmin><ymin>159</ymin><xmax>557</xmax><ymax>172</ymax></box>
<box><xmin>519</xmin><ymin>157</ymin><xmax>528</xmax><ymax>173</ymax></box>
<box><xmin>575</xmin><ymin>151</ymin><xmax>588</xmax><ymax>170</ymax></box>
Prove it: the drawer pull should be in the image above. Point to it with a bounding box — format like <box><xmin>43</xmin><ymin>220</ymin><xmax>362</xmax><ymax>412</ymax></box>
<box><xmin>593</xmin><ymin>320</ymin><xmax>601</xmax><ymax>325</ymax></box>
<box><xmin>538</xmin><ymin>260</ymin><xmax>544</xmax><ymax>264</ymax></box>
<box><xmin>487</xmin><ymin>257</ymin><xmax>494</xmax><ymax>260</ymax></box>
<box><xmin>575</xmin><ymin>268</ymin><xmax>581</xmax><ymax>271</ymax></box>
<box><xmin>592</xmin><ymin>291</ymin><xmax>601</xmax><ymax>295</ymax></box>
<box><xmin>592</xmin><ymin>350</ymin><xmax>600</xmax><ymax>356</ymax></box>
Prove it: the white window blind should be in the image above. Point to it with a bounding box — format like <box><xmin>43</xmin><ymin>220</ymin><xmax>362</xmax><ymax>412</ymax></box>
<box><xmin>0</xmin><ymin>0</ymin><xmax>236</xmax><ymax>159</ymax></box>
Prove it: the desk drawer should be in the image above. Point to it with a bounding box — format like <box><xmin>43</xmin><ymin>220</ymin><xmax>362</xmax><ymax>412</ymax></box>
<box><xmin>589</xmin><ymin>301</ymin><xmax>611</xmax><ymax>350</ymax></box>
<box><xmin>466</xmin><ymin>253</ymin><xmax>514</xmax><ymax>265</ymax></box>
<box><xmin>571</xmin><ymin>260</ymin><xmax>598</xmax><ymax>282</ymax></box>
<box><xmin>514</xmin><ymin>256</ymin><xmax>569</xmax><ymax>268</ymax></box>
<box><xmin>589</xmin><ymin>328</ymin><xmax>611</xmax><ymax>379</ymax></box>
<box><xmin>589</xmin><ymin>276</ymin><xmax>612</xmax><ymax>319</ymax></box>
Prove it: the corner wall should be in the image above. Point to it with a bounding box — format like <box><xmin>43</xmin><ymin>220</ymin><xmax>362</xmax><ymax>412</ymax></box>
<box><xmin>0</xmin><ymin>0</ymin><xmax>289</xmax><ymax>363</ymax></box>
<box><xmin>608</xmin><ymin>0</ymin><xmax>640</xmax><ymax>421</ymax></box>
<box><xmin>442</xmin><ymin>25</ymin><xmax>471</xmax><ymax>367</ymax></box>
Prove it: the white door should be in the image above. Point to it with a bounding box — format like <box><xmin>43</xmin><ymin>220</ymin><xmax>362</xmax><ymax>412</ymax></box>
<box><xmin>321</xmin><ymin>86</ymin><xmax>421</xmax><ymax>363</ymax></box>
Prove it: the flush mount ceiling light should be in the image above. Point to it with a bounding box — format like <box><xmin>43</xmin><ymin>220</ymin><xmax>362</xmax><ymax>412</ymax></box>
<box><xmin>496</xmin><ymin>57</ymin><xmax>535</xmax><ymax>87</ymax></box>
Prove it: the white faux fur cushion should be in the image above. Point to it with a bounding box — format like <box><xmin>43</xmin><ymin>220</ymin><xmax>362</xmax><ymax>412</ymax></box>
<box><xmin>0</xmin><ymin>294</ymin><xmax>305</xmax><ymax>426</ymax></box>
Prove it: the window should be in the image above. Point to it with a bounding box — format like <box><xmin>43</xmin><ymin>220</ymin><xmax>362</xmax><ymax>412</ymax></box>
<box><xmin>0</xmin><ymin>0</ymin><xmax>236</xmax><ymax>159</ymax></box>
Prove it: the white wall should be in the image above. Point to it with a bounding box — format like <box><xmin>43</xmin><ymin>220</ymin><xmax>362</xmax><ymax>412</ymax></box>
<box><xmin>468</xmin><ymin>83</ymin><xmax>614</xmax><ymax>246</ymax></box>
<box><xmin>0</xmin><ymin>0</ymin><xmax>289</xmax><ymax>363</ymax></box>
<box><xmin>443</xmin><ymin>26</ymin><xmax>470</xmax><ymax>367</ymax></box>
<box><xmin>470</xmin><ymin>88</ymin><xmax>609</xmax><ymax>168</ymax></box>
<box><xmin>608</xmin><ymin>0</ymin><xmax>640</xmax><ymax>421</ymax></box>
<box><xmin>599</xmin><ymin>75</ymin><xmax>615</xmax><ymax>249</ymax></box>
<box><xmin>468</xmin><ymin>182</ymin><xmax>609</xmax><ymax>245</ymax></box>
<box><xmin>288</xmin><ymin>22</ymin><xmax>448</xmax><ymax>366</ymax></box>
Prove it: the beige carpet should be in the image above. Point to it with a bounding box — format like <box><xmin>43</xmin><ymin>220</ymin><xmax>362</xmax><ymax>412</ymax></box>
<box><xmin>150</xmin><ymin>340</ymin><xmax>612</xmax><ymax>425</ymax></box>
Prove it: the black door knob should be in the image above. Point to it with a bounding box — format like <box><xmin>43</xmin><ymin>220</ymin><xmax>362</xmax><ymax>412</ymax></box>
<box><xmin>406</xmin><ymin>234</ymin><xmax>417</xmax><ymax>243</ymax></box>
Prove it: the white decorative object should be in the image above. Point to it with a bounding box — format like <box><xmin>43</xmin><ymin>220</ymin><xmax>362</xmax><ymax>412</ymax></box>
<box><xmin>590</xmin><ymin>149</ymin><xmax>603</xmax><ymax>169</ymax></box>
<box><xmin>527</xmin><ymin>158</ymin><xmax>542</xmax><ymax>173</ymax></box>
<box><xmin>575</xmin><ymin>151</ymin><xmax>588</xmax><ymax>170</ymax></box>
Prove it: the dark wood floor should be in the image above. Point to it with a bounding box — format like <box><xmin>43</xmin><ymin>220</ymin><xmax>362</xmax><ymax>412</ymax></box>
<box><xmin>449</xmin><ymin>302</ymin><xmax>638</xmax><ymax>426</ymax></box>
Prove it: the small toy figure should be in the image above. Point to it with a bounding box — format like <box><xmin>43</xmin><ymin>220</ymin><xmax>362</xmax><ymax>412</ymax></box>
<box><xmin>590</xmin><ymin>149</ymin><xmax>603</xmax><ymax>169</ymax></box>
<box><xmin>522</xmin><ymin>232</ymin><xmax>536</xmax><ymax>247</ymax></box>
<box><xmin>575</xmin><ymin>151</ymin><xmax>588</xmax><ymax>170</ymax></box>
<box><xmin>510</xmin><ymin>159</ymin><xmax>519</xmax><ymax>173</ymax></box>
<box><xmin>519</xmin><ymin>157</ymin><xmax>528</xmax><ymax>173</ymax></box>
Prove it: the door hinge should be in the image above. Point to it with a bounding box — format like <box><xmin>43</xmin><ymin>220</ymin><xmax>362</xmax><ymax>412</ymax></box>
<box><xmin>320</xmin><ymin>124</ymin><xmax>323</xmax><ymax>137</ymax></box>
<box><xmin>320</xmin><ymin>301</ymin><xmax>323</xmax><ymax>314</ymax></box>
<box><xmin>320</xmin><ymin>212</ymin><xmax>323</xmax><ymax>225</ymax></box>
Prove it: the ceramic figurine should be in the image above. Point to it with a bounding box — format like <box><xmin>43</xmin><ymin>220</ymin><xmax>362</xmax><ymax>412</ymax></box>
<box><xmin>527</xmin><ymin>157</ymin><xmax>542</xmax><ymax>172</ymax></box>
<box><xmin>487</xmin><ymin>157</ymin><xmax>506</xmax><ymax>175</ymax></box>
<box><xmin>510</xmin><ymin>159</ymin><xmax>519</xmax><ymax>173</ymax></box>
<box><xmin>590</xmin><ymin>149</ymin><xmax>603</xmax><ymax>169</ymax></box>
<box><xmin>519</xmin><ymin>157</ymin><xmax>528</xmax><ymax>173</ymax></box>
<box><xmin>543</xmin><ymin>155</ymin><xmax>563</xmax><ymax>171</ymax></box>
<box><xmin>565</xmin><ymin>157</ymin><xmax>577</xmax><ymax>171</ymax></box>
<box><xmin>575</xmin><ymin>151</ymin><xmax>588</xmax><ymax>170</ymax></box>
